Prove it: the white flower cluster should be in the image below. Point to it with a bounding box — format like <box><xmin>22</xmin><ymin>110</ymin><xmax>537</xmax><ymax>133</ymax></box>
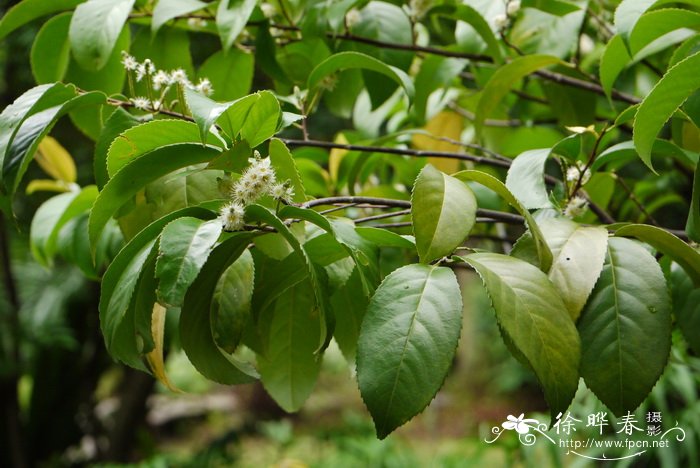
<box><xmin>564</xmin><ymin>196</ymin><xmax>588</xmax><ymax>218</ymax></box>
<box><xmin>219</xmin><ymin>151</ymin><xmax>295</xmax><ymax>231</ymax></box>
<box><xmin>121</xmin><ymin>51</ymin><xmax>214</xmax><ymax>112</ymax></box>
<box><xmin>565</xmin><ymin>161</ymin><xmax>592</xmax><ymax>185</ymax></box>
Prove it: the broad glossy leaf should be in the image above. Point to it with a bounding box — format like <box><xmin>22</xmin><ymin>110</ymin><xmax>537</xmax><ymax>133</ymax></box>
<box><xmin>357</xmin><ymin>264</ymin><xmax>462</xmax><ymax>439</ymax></box>
<box><xmin>543</xmin><ymin>219</ymin><xmax>608</xmax><ymax>321</ymax></box>
<box><xmin>258</xmin><ymin>281</ymin><xmax>322</xmax><ymax>412</ymax></box>
<box><xmin>356</xmin><ymin>226</ymin><xmax>415</xmax><ymax>250</ymax></box>
<box><xmin>30</xmin><ymin>186</ymin><xmax>97</xmax><ymax>266</ymax></box>
<box><xmin>216</xmin><ymin>0</ymin><xmax>257</xmax><ymax>51</ymax></box>
<box><xmin>454</xmin><ymin>170</ymin><xmax>553</xmax><ymax>272</ymax></box>
<box><xmin>30</xmin><ymin>13</ymin><xmax>72</xmax><ymax>83</ymax></box>
<box><xmin>308</xmin><ymin>52</ymin><xmax>415</xmax><ymax>101</ymax></box>
<box><xmin>198</xmin><ymin>49</ymin><xmax>254</xmax><ymax>101</ymax></box>
<box><xmin>615</xmin><ymin>224</ymin><xmax>700</xmax><ymax>285</ymax></box>
<box><xmin>69</xmin><ymin>0</ymin><xmax>134</xmax><ymax>70</ymax></box>
<box><xmin>180</xmin><ymin>234</ymin><xmax>259</xmax><ymax>384</ymax></box>
<box><xmin>411</xmin><ymin>164</ymin><xmax>477</xmax><ymax>263</ymax></box>
<box><xmin>184</xmin><ymin>88</ymin><xmax>258</xmax><ymax>142</ymax></box>
<box><xmin>331</xmin><ymin>267</ymin><xmax>368</xmax><ymax>362</ymax></box>
<box><xmin>505</xmin><ymin>149</ymin><xmax>552</xmax><ymax>209</ymax></box>
<box><xmin>447</xmin><ymin>4</ymin><xmax>503</xmax><ymax>63</ymax></box>
<box><xmin>461</xmin><ymin>253</ymin><xmax>580</xmax><ymax>421</ymax></box>
<box><xmin>474</xmin><ymin>55</ymin><xmax>561</xmax><ymax>136</ymax></box>
<box><xmin>599</xmin><ymin>35</ymin><xmax>631</xmax><ymax>100</ymax></box>
<box><xmin>107</xmin><ymin>120</ymin><xmax>222</xmax><ymax>177</ymax></box>
<box><xmin>152</xmin><ymin>0</ymin><xmax>208</xmax><ymax>33</ymax></box>
<box><xmin>578</xmin><ymin>237</ymin><xmax>671</xmax><ymax>416</ymax></box>
<box><xmin>629</xmin><ymin>8</ymin><xmax>700</xmax><ymax>56</ymax></box>
<box><xmin>633</xmin><ymin>50</ymin><xmax>700</xmax><ymax>171</ymax></box>
<box><xmin>88</xmin><ymin>143</ymin><xmax>220</xmax><ymax>252</ymax></box>
<box><xmin>413</xmin><ymin>56</ymin><xmax>467</xmax><ymax>123</ymax></box>
<box><xmin>3</xmin><ymin>90</ymin><xmax>105</xmax><ymax>196</ymax></box>
<box><xmin>0</xmin><ymin>0</ymin><xmax>83</xmax><ymax>40</ymax></box>
<box><xmin>268</xmin><ymin>138</ymin><xmax>306</xmax><ymax>202</ymax></box>
<box><xmin>240</xmin><ymin>91</ymin><xmax>280</xmax><ymax>148</ymax></box>
<box><xmin>211</xmin><ymin>249</ymin><xmax>254</xmax><ymax>353</ymax></box>
<box><xmin>156</xmin><ymin>217</ymin><xmax>222</xmax><ymax>307</ymax></box>
<box><xmin>613</xmin><ymin>0</ymin><xmax>657</xmax><ymax>41</ymax></box>
<box><xmin>100</xmin><ymin>207</ymin><xmax>213</xmax><ymax>367</ymax></box>
<box><xmin>94</xmin><ymin>107</ymin><xmax>139</xmax><ymax>188</ymax></box>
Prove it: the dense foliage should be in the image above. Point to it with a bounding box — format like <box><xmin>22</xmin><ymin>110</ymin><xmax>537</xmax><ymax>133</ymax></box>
<box><xmin>1</xmin><ymin>0</ymin><xmax>699</xmax><ymax>443</ymax></box>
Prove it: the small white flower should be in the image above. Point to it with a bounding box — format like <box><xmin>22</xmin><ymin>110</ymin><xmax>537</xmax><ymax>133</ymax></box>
<box><xmin>220</xmin><ymin>202</ymin><xmax>246</xmax><ymax>231</ymax></box>
<box><xmin>187</xmin><ymin>17</ymin><xmax>207</xmax><ymax>28</ymax></box>
<box><xmin>270</xmin><ymin>182</ymin><xmax>294</xmax><ymax>203</ymax></box>
<box><xmin>130</xmin><ymin>97</ymin><xmax>150</xmax><ymax>110</ymax></box>
<box><xmin>506</xmin><ymin>0</ymin><xmax>521</xmax><ymax>16</ymax></box>
<box><xmin>195</xmin><ymin>78</ymin><xmax>214</xmax><ymax>96</ymax></box>
<box><xmin>143</xmin><ymin>59</ymin><xmax>156</xmax><ymax>74</ymax></box>
<box><xmin>346</xmin><ymin>9</ymin><xmax>361</xmax><ymax>28</ymax></box>
<box><xmin>152</xmin><ymin>70</ymin><xmax>170</xmax><ymax>91</ymax></box>
<box><xmin>135</xmin><ymin>63</ymin><xmax>147</xmax><ymax>82</ymax></box>
<box><xmin>170</xmin><ymin>68</ymin><xmax>190</xmax><ymax>86</ymax></box>
<box><xmin>579</xmin><ymin>34</ymin><xmax>595</xmax><ymax>55</ymax></box>
<box><xmin>566</xmin><ymin>161</ymin><xmax>591</xmax><ymax>185</ymax></box>
<box><xmin>121</xmin><ymin>51</ymin><xmax>138</xmax><ymax>71</ymax></box>
<box><xmin>494</xmin><ymin>13</ymin><xmax>509</xmax><ymax>29</ymax></box>
<box><xmin>260</xmin><ymin>2</ymin><xmax>276</xmax><ymax>18</ymax></box>
<box><xmin>564</xmin><ymin>196</ymin><xmax>588</xmax><ymax>218</ymax></box>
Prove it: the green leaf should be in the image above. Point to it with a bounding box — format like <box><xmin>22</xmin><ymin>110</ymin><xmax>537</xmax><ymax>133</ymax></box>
<box><xmin>453</xmin><ymin>170</ymin><xmax>553</xmax><ymax>272</ymax></box>
<box><xmin>356</xmin><ymin>226</ymin><xmax>415</xmax><ymax>250</ymax></box>
<box><xmin>268</xmin><ymin>138</ymin><xmax>306</xmax><ymax>203</ymax></box>
<box><xmin>505</xmin><ymin>148</ymin><xmax>553</xmax><ymax>209</ymax></box>
<box><xmin>440</xmin><ymin>4</ymin><xmax>503</xmax><ymax>63</ymax></box>
<box><xmin>543</xmin><ymin>219</ymin><xmax>608</xmax><ymax>321</ymax></box>
<box><xmin>331</xmin><ymin>267</ymin><xmax>368</xmax><ymax>362</ymax></box>
<box><xmin>88</xmin><ymin>143</ymin><xmax>220</xmax><ymax>253</ymax></box>
<box><xmin>211</xmin><ymin>249</ymin><xmax>254</xmax><ymax>354</ymax></box>
<box><xmin>155</xmin><ymin>217</ymin><xmax>222</xmax><ymax>307</ymax></box>
<box><xmin>99</xmin><ymin>206</ymin><xmax>213</xmax><ymax>367</ymax></box>
<box><xmin>411</xmin><ymin>164</ymin><xmax>477</xmax><ymax>263</ymax></box>
<box><xmin>474</xmin><ymin>55</ymin><xmax>561</xmax><ymax>136</ymax></box>
<box><xmin>2</xmin><ymin>89</ymin><xmax>106</xmax><ymax>197</ymax></box>
<box><xmin>460</xmin><ymin>253</ymin><xmax>580</xmax><ymax>421</ymax></box>
<box><xmin>30</xmin><ymin>13</ymin><xmax>72</xmax><ymax>83</ymax></box>
<box><xmin>240</xmin><ymin>91</ymin><xmax>280</xmax><ymax>148</ymax></box>
<box><xmin>30</xmin><ymin>186</ymin><xmax>98</xmax><ymax>267</ymax></box>
<box><xmin>308</xmin><ymin>51</ymin><xmax>415</xmax><ymax>102</ymax></box>
<box><xmin>669</xmin><ymin>262</ymin><xmax>700</xmax><ymax>355</ymax></box>
<box><xmin>107</xmin><ymin>120</ymin><xmax>222</xmax><ymax>177</ymax></box>
<box><xmin>688</xmin><ymin>162</ymin><xmax>700</xmax><ymax>242</ymax></box>
<box><xmin>198</xmin><ymin>49</ymin><xmax>254</xmax><ymax>101</ymax></box>
<box><xmin>180</xmin><ymin>234</ymin><xmax>259</xmax><ymax>384</ymax></box>
<box><xmin>0</xmin><ymin>0</ymin><xmax>83</xmax><ymax>40</ymax></box>
<box><xmin>152</xmin><ymin>0</ymin><xmax>207</xmax><ymax>33</ymax></box>
<box><xmin>68</xmin><ymin>0</ymin><xmax>135</xmax><ymax>71</ymax></box>
<box><xmin>216</xmin><ymin>0</ymin><xmax>257</xmax><ymax>52</ymax></box>
<box><xmin>413</xmin><ymin>56</ymin><xmax>467</xmax><ymax>123</ymax></box>
<box><xmin>613</xmin><ymin>0</ymin><xmax>657</xmax><ymax>41</ymax></box>
<box><xmin>357</xmin><ymin>264</ymin><xmax>462</xmax><ymax>439</ymax></box>
<box><xmin>578</xmin><ymin>237</ymin><xmax>671</xmax><ymax>416</ymax></box>
<box><xmin>628</xmin><ymin>8</ymin><xmax>700</xmax><ymax>56</ymax></box>
<box><xmin>614</xmin><ymin>224</ymin><xmax>700</xmax><ymax>286</ymax></box>
<box><xmin>258</xmin><ymin>280</ymin><xmax>322</xmax><ymax>412</ymax></box>
<box><xmin>599</xmin><ymin>35</ymin><xmax>631</xmax><ymax>100</ymax></box>
<box><xmin>184</xmin><ymin>88</ymin><xmax>258</xmax><ymax>142</ymax></box>
<box><xmin>633</xmin><ymin>50</ymin><xmax>700</xmax><ymax>171</ymax></box>
<box><xmin>94</xmin><ymin>107</ymin><xmax>139</xmax><ymax>189</ymax></box>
